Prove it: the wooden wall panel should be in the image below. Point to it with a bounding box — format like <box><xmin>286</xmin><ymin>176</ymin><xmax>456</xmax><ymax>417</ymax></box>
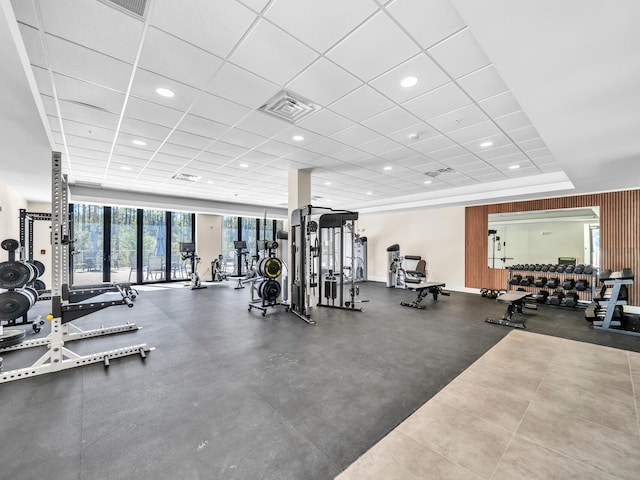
<box><xmin>465</xmin><ymin>190</ymin><xmax>640</xmax><ymax>305</ymax></box>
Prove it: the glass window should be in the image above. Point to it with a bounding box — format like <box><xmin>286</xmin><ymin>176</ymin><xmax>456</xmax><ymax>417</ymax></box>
<box><xmin>110</xmin><ymin>207</ymin><xmax>138</xmax><ymax>283</ymax></box>
<box><xmin>171</xmin><ymin>211</ymin><xmax>193</xmax><ymax>280</ymax></box>
<box><xmin>241</xmin><ymin>217</ymin><xmax>257</xmax><ymax>260</ymax></box>
<box><xmin>222</xmin><ymin>216</ymin><xmax>239</xmax><ymax>271</ymax></box>
<box><xmin>143</xmin><ymin>209</ymin><xmax>166</xmax><ymax>282</ymax></box>
<box><xmin>71</xmin><ymin>204</ymin><xmax>104</xmax><ymax>285</ymax></box>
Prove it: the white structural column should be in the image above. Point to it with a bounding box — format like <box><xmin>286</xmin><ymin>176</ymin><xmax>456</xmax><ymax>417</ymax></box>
<box><xmin>287</xmin><ymin>169</ymin><xmax>311</xmax><ymax>219</ymax></box>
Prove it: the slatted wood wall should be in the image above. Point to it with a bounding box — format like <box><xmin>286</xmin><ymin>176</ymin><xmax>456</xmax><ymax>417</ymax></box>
<box><xmin>465</xmin><ymin>190</ymin><xmax>640</xmax><ymax>305</ymax></box>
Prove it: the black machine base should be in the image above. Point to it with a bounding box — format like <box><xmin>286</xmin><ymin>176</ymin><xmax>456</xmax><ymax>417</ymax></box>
<box><xmin>484</xmin><ymin>291</ymin><xmax>532</xmax><ymax>329</ymax></box>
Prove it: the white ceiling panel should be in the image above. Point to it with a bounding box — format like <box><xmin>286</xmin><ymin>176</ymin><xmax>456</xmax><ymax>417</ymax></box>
<box><xmin>442</xmin><ymin>154</ymin><xmax>485</xmax><ymax>168</ymax></box>
<box><xmin>385</xmin><ymin>0</ymin><xmax>465</xmax><ymax>49</ymax></box>
<box><xmin>65</xmin><ymin>134</ymin><xmax>111</xmax><ymax>152</ymax></box>
<box><xmin>532</xmin><ymin>155</ymin><xmax>557</xmax><ymax>166</ymax></box>
<box><xmin>457</xmin><ymin>65</ymin><xmax>509</xmax><ymax>102</ymax></box>
<box><xmin>130</xmin><ymin>69</ymin><xmax>201</xmax><ymax>112</ymax></box>
<box><xmin>58</xmin><ymin>101</ymin><xmax>120</xmax><ymax>130</ymax></box>
<box><xmin>63</xmin><ymin>120</ymin><xmax>114</xmax><ymax>143</ymax></box>
<box><xmin>477</xmin><ymin>144</ymin><xmax>521</xmax><ymax>160</ymax></box>
<box><xmin>113</xmin><ymin>144</ymin><xmax>156</xmax><ymax>159</ymax></box>
<box><xmin>150</xmin><ymin>0</ymin><xmax>256</xmax><ymax>58</ymax></box>
<box><xmin>54</xmin><ymin>74</ymin><xmax>125</xmax><ymax>114</ymax></box>
<box><xmin>376</xmin><ymin>146</ymin><xmax>417</xmax><ymax>162</ymax></box>
<box><xmin>403</xmin><ymin>82</ymin><xmax>470</xmax><ymax>120</ymax></box>
<box><xmin>298</xmin><ymin>110</ymin><xmax>354</xmax><ymax>137</ymax></box>
<box><xmin>178</xmin><ymin>114</ymin><xmax>229</xmax><ymax>140</ymax></box>
<box><xmin>18</xmin><ymin>24</ymin><xmax>47</xmax><ymax>68</ymax></box>
<box><xmin>217</xmin><ymin>128</ymin><xmax>266</xmax><ymax>150</ymax></box>
<box><xmin>286</xmin><ymin>58</ymin><xmax>362</xmax><ymax>106</ymax></box>
<box><xmin>527</xmin><ymin>148</ymin><xmax>552</xmax><ymax>159</ymax></box>
<box><xmin>40</xmin><ymin>0</ymin><xmax>143</xmax><ymax>64</ymax></box>
<box><xmin>361</xmin><ymin>107</ymin><xmax>419</xmax><ymax>135</ymax></box>
<box><xmin>189</xmin><ymin>92</ymin><xmax>251</xmax><ymax>126</ymax></box>
<box><xmin>478</xmin><ymin>90</ymin><xmax>522</xmax><ymax>118</ymax></box>
<box><xmin>120</xmin><ymin>117</ymin><xmax>172</xmax><ymax>141</ymax></box>
<box><xmin>272</xmin><ymin>128</ymin><xmax>323</xmax><ymax>147</ymax></box>
<box><xmin>326</xmin><ymin>12</ymin><xmax>420</xmax><ymax>82</ymax></box>
<box><xmin>167</xmin><ymin>130</ymin><xmax>213</xmax><ymax>150</ymax></box>
<box><xmin>254</xmin><ymin>140</ymin><xmax>298</xmax><ymax>158</ymax></box>
<box><xmin>428</xmin><ymin>103</ymin><xmax>488</xmax><ymax>133</ymax></box>
<box><xmin>235</xmin><ymin>111</ymin><xmax>290</xmax><ymax>138</ymax></box>
<box><xmin>230</xmin><ymin>19</ymin><xmax>318</xmax><ymax>86</ymax></box>
<box><xmin>265</xmin><ymin>0</ymin><xmax>378</xmax><ymax>53</ymax></box>
<box><xmin>369</xmin><ymin>53</ymin><xmax>450</xmax><ymax>104</ymax></box>
<box><xmin>158</xmin><ymin>142</ymin><xmax>201</xmax><ymax>159</ymax></box>
<box><xmin>305</xmin><ymin>138</ymin><xmax>348</xmax><ymax>156</ymax></box>
<box><xmin>494</xmin><ymin>110</ymin><xmax>532</xmax><ymax>132</ymax></box>
<box><xmin>483</xmin><ymin>152</ymin><xmax>528</xmax><ymax>166</ymax></box>
<box><xmin>31</xmin><ymin>66</ymin><xmax>53</xmax><ymax>98</ymax></box>
<box><xmin>195</xmin><ymin>151</ymin><xmax>232</xmax><ymax>166</ymax></box>
<box><xmin>428</xmin><ymin>145</ymin><xmax>469</xmax><ymax>161</ymax></box>
<box><xmin>46</xmin><ymin>34</ymin><xmax>132</xmax><ymax>92</ymax></box>
<box><xmin>125</xmin><ymin>96</ymin><xmax>183</xmax><ymax>127</ymax></box>
<box><xmin>410</xmin><ymin>134</ymin><xmax>456</xmax><ymax>155</ymax></box>
<box><xmin>387</xmin><ymin>123</ymin><xmax>440</xmax><ymax>145</ymax></box>
<box><xmin>358</xmin><ymin>137</ymin><xmax>402</xmax><ymax>155</ymax></box>
<box><xmin>462</xmin><ymin>133</ymin><xmax>513</xmax><ymax>153</ymax></box>
<box><xmin>66</xmin><ymin>146</ymin><xmax>109</xmax><ymax>161</ymax></box>
<box><xmin>446</xmin><ymin>121</ymin><xmax>502</xmax><ymax>144</ymax></box>
<box><xmin>206</xmin><ymin>62</ymin><xmax>280</xmax><ymax>109</ymax></box>
<box><xmin>330</xmin><ymin>148</ymin><xmax>371</xmax><ymax>162</ymax></box>
<box><xmin>11</xmin><ymin>0</ymin><xmax>38</xmax><ymax>26</ymax></box>
<box><xmin>518</xmin><ymin>137</ymin><xmax>547</xmax><ymax>152</ymax></box>
<box><xmin>207</xmin><ymin>141</ymin><xmax>252</xmax><ymax>159</ymax></box>
<box><xmin>329</xmin><ymin>85</ymin><xmax>395</xmax><ymax>122</ymax></box>
<box><xmin>507</xmin><ymin>125</ymin><xmax>540</xmax><ymax>143</ymax></box>
<box><xmin>427</xmin><ymin>28</ymin><xmax>490</xmax><ymax>79</ymax></box>
<box><xmin>330</xmin><ymin>124</ymin><xmax>379</xmax><ymax>147</ymax></box>
<box><xmin>138</xmin><ymin>27</ymin><xmax>223</xmax><ymax>90</ymax></box>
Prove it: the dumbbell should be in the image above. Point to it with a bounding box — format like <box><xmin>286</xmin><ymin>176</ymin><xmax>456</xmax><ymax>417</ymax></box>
<box><xmin>555</xmin><ymin>265</ymin><xmax>566</xmax><ymax>274</ymax></box>
<box><xmin>546</xmin><ymin>277</ymin><xmax>560</xmax><ymax>289</ymax></box>
<box><xmin>509</xmin><ymin>274</ymin><xmax>522</xmax><ymax>285</ymax></box>
<box><xmin>548</xmin><ymin>264</ymin><xmax>557</xmax><ymax>272</ymax></box>
<box><xmin>564</xmin><ymin>292</ymin><xmax>579</xmax><ymax>308</ymax></box>
<box><xmin>519</xmin><ymin>275</ymin><xmax>534</xmax><ymax>286</ymax></box>
<box><xmin>583</xmin><ymin>265</ymin><xmax>594</xmax><ymax>275</ymax></box>
<box><xmin>575</xmin><ymin>279</ymin><xmax>589</xmax><ymax>291</ymax></box>
<box><xmin>564</xmin><ymin>265</ymin><xmax>575</xmax><ymax>274</ymax></box>
<box><xmin>574</xmin><ymin>264</ymin><xmax>585</xmax><ymax>274</ymax></box>
<box><xmin>534</xmin><ymin>276</ymin><xmax>547</xmax><ymax>287</ymax></box>
<box><xmin>535</xmin><ymin>290</ymin><xmax>549</xmax><ymax>303</ymax></box>
<box><xmin>562</xmin><ymin>278</ymin><xmax>576</xmax><ymax>290</ymax></box>
<box><xmin>549</xmin><ymin>290</ymin><xmax>565</xmax><ymax>305</ymax></box>
<box><xmin>541</xmin><ymin>264</ymin><xmax>550</xmax><ymax>272</ymax></box>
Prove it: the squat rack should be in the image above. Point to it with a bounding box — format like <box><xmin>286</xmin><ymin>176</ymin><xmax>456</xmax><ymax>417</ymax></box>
<box><xmin>0</xmin><ymin>152</ymin><xmax>152</xmax><ymax>383</ymax></box>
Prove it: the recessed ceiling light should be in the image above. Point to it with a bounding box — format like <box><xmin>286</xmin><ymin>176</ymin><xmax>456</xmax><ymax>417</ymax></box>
<box><xmin>120</xmin><ymin>165</ymin><xmax>132</xmax><ymax>171</ymax></box>
<box><xmin>509</xmin><ymin>165</ymin><xmax>520</xmax><ymax>170</ymax></box>
<box><xmin>239</xmin><ymin>163</ymin><xmax>249</xmax><ymax>168</ymax></box>
<box><xmin>383</xmin><ymin>166</ymin><xmax>392</xmax><ymax>171</ymax></box>
<box><xmin>155</xmin><ymin>87</ymin><xmax>175</xmax><ymax>98</ymax></box>
<box><xmin>132</xmin><ymin>140</ymin><xmax>146</xmax><ymax>146</ymax></box>
<box><xmin>400</xmin><ymin>76</ymin><xmax>418</xmax><ymax>88</ymax></box>
<box><xmin>408</xmin><ymin>133</ymin><xmax>419</xmax><ymax>140</ymax></box>
<box><xmin>366</xmin><ymin>191</ymin><xmax>373</xmax><ymax>195</ymax></box>
<box><xmin>324</xmin><ymin>181</ymin><xmax>331</xmax><ymax>186</ymax></box>
<box><xmin>480</xmin><ymin>141</ymin><xmax>493</xmax><ymax>148</ymax></box>
<box><xmin>424</xmin><ymin>180</ymin><xmax>432</xmax><ymax>184</ymax></box>
<box><xmin>207</xmin><ymin>180</ymin><xmax>214</xmax><ymax>184</ymax></box>
<box><xmin>292</xmin><ymin>135</ymin><xmax>304</xmax><ymax>141</ymax></box>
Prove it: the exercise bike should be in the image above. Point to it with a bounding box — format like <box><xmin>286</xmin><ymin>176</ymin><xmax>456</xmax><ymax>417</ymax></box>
<box><xmin>179</xmin><ymin>243</ymin><xmax>207</xmax><ymax>290</ymax></box>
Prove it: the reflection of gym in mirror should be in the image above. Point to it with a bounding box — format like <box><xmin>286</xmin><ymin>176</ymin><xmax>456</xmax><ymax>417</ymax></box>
<box><xmin>487</xmin><ymin>207</ymin><xmax>600</xmax><ymax>269</ymax></box>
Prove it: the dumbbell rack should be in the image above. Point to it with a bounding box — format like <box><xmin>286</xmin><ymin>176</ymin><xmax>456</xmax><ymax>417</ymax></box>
<box><xmin>0</xmin><ymin>152</ymin><xmax>153</xmax><ymax>383</ymax></box>
<box><xmin>591</xmin><ymin>273</ymin><xmax>637</xmax><ymax>336</ymax></box>
<box><xmin>506</xmin><ymin>267</ymin><xmax>597</xmax><ymax>307</ymax></box>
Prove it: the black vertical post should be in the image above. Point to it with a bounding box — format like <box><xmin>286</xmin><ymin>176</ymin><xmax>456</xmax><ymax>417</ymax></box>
<box><xmin>165</xmin><ymin>211</ymin><xmax>171</xmax><ymax>281</ymax></box>
<box><xmin>136</xmin><ymin>209</ymin><xmax>143</xmax><ymax>283</ymax></box>
<box><xmin>103</xmin><ymin>207</ymin><xmax>112</xmax><ymax>282</ymax></box>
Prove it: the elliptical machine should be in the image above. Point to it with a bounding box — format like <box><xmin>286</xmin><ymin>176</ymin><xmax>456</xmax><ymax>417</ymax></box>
<box><xmin>179</xmin><ymin>242</ymin><xmax>207</xmax><ymax>290</ymax></box>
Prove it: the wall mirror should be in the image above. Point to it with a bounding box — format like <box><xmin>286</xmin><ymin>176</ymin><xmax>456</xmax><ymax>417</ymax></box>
<box><xmin>488</xmin><ymin>207</ymin><xmax>600</xmax><ymax>269</ymax></box>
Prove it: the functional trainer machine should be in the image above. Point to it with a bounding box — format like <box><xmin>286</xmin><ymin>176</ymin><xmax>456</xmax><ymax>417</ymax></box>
<box><xmin>0</xmin><ymin>152</ymin><xmax>152</xmax><ymax>383</ymax></box>
<box><xmin>290</xmin><ymin>205</ymin><xmax>366</xmax><ymax>325</ymax></box>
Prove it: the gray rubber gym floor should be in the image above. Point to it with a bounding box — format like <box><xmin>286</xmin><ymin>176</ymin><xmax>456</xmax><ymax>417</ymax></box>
<box><xmin>2</xmin><ymin>282</ymin><xmax>638</xmax><ymax>480</ymax></box>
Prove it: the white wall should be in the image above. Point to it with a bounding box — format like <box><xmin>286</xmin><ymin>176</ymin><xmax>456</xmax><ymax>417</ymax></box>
<box><xmin>195</xmin><ymin>213</ymin><xmax>222</xmax><ymax>280</ymax></box>
<box><xmin>26</xmin><ymin>201</ymin><xmax>52</xmax><ymax>288</ymax></box>
<box><xmin>358</xmin><ymin>205</ymin><xmax>468</xmax><ymax>291</ymax></box>
<box><xmin>0</xmin><ymin>180</ymin><xmax>27</xmax><ymax>243</ymax></box>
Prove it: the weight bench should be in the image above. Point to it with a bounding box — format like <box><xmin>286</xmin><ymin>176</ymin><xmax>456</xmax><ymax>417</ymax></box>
<box><xmin>484</xmin><ymin>291</ymin><xmax>533</xmax><ymax>329</ymax></box>
<box><xmin>401</xmin><ymin>281</ymin><xmax>449</xmax><ymax>309</ymax></box>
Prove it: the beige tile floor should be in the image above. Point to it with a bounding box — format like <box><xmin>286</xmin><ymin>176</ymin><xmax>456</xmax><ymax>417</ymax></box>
<box><xmin>336</xmin><ymin>330</ymin><xmax>640</xmax><ymax>480</ymax></box>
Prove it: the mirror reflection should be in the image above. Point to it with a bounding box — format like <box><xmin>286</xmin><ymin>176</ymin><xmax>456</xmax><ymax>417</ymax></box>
<box><xmin>488</xmin><ymin>207</ymin><xmax>600</xmax><ymax>269</ymax></box>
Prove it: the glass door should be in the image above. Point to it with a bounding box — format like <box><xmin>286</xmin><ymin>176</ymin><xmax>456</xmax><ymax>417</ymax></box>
<box><xmin>142</xmin><ymin>209</ymin><xmax>168</xmax><ymax>283</ymax></box>
<box><xmin>111</xmin><ymin>207</ymin><xmax>138</xmax><ymax>283</ymax></box>
<box><xmin>171</xmin><ymin>211</ymin><xmax>193</xmax><ymax>281</ymax></box>
<box><xmin>71</xmin><ymin>204</ymin><xmax>104</xmax><ymax>285</ymax></box>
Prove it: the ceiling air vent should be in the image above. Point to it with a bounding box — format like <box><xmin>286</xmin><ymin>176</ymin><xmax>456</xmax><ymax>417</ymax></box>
<box><xmin>425</xmin><ymin>167</ymin><xmax>455</xmax><ymax>178</ymax></box>
<box><xmin>172</xmin><ymin>173</ymin><xmax>201</xmax><ymax>183</ymax></box>
<box><xmin>100</xmin><ymin>0</ymin><xmax>147</xmax><ymax>18</ymax></box>
<box><xmin>258</xmin><ymin>90</ymin><xmax>319</xmax><ymax>123</ymax></box>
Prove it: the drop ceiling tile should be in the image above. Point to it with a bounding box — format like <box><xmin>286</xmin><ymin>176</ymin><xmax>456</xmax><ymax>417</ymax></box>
<box><xmin>206</xmin><ymin>62</ymin><xmax>280</xmax><ymax>109</ymax></box>
<box><xmin>125</xmin><ymin>96</ymin><xmax>184</xmax><ymax>128</ymax></box>
<box><xmin>287</xmin><ymin>58</ymin><xmax>362</xmax><ymax>106</ymax></box>
<box><xmin>369</xmin><ymin>53</ymin><xmax>450</xmax><ymax>103</ymax></box>
<box><xmin>386</xmin><ymin>0</ymin><xmax>465</xmax><ymax>49</ymax></box>
<box><xmin>207</xmin><ymin>140</ymin><xmax>251</xmax><ymax>159</ymax></box>
<box><xmin>11</xmin><ymin>0</ymin><xmax>38</xmax><ymax>26</ymax></box>
<box><xmin>361</xmin><ymin>107</ymin><xmax>419</xmax><ymax>135</ymax></box>
<box><xmin>527</xmin><ymin>147</ymin><xmax>553</xmax><ymax>159</ymax></box>
<box><xmin>158</xmin><ymin>142</ymin><xmax>201</xmax><ymax>160</ymax></box>
<box><xmin>196</xmin><ymin>151</ymin><xmax>232</xmax><ymax>165</ymax></box>
<box><xmin>54</xmin><ymin>73</ymin><xmax>125</xmax><ymax>114</ymax></box>
<box><xmin>428</xmin><ymin>103</ymin><xmax>488</xmax><ymax>133</ymax></box>
<box><xmin>443</xmin><ymin>155</ymin><xmax>486</xmax><ymax>169</ymax></box>
<box><xmin>305</xmin><ymin>138</ymin><xmax>348</xmax><ymax>155</ymax></box>
<box><xmin>377</xmin><ymin>146</ymin><xmax>417</xmax><ymax>162</ymax></box>
<box><xmin>31</xmin><ymin>66</ymin><xmax>53</xmax><ymax>99</ymax></box>
<box><xmin>67</xmin><ymin>146</ymin><xmax>109</xmax><ymax>161</ymax></box>
<box><xmin>167</xmin><ymin>130</ymin><xmax>213</xmax><ymax>150</ymax></box>
<box><xmin>427</xmin><ymin>28</ymin><xmax>490</xmax><ymax>79</ymax></box>
<box><xmin>532</xmin><ymin>155</ymin><xmax>557</xmax><ymax>166</ymax></box>
<box><xmin>508</xmin><ymin>125</ymin><xmax>540</xmax><ymax>143</ymax></box>
<box><xmin>428</xmin><ymin>145</ymin><xmax>468</xmax><ymax>161</ymax></box>
<box><xmin>271</xmin><ymin>127</ymin><xmax>323</xmax><ymax>147</ymax></box>
<box><xmin>474</xmin><ymin>172</ymin><xmax>507</xmax><ymax>182</ymax></box>
<box><xmin>139</xmin><ymin>27</ymin><xmax>223</xmax><ymax>90</ymax></box>
<box><xmin>358</xmin><ymin>137</ymin><xmax>402</xmax><ymax>155</ymax></box>
<box><xmin>329</xmin><ymin>124</ymin><xmax>379</xmax><ymax>147</ymax></box>
<box><xmin>403</xmin><ymin>82</ymin><xmax>470</xmax><ymax>121</ymax></box>
<box><xmin>410</xmin><ymin>134</ymin><xmax>456</xmax><ymax>155</ymax></box>
<box><xmin>130</xmin><ymin>69</ymin><xmax>201</xmax><ymax>111</ymax></box>
<box><xmin>113</xmin><ymin>144</ymin><xmax>155</xmax><ymax>159</ymax></box>
<box><xmin>387</xmin><ymin>122</ymin><xmax>440</xmax><ymax>145</ymax></box>
<box><xmin>63</xmin><ymin>120</ymin><xmax>114</xmax><ymax>143</ymax></box>
<box><xmin>477</xmin><ymin>144</ymin><xmax>521</xmax><ymax>160</ymax></box>
<box><xmin>40</xmin><ymin>0</ymin><xmax>143</xmax><ymax>63</ymax></box>
<box><xmin>447</xmin><ymin>121</ymin><xmax>502</xmax><ymax>145</ymax></box>
<box><xmin>235</xmin><ymin>111</ymin><xmax>291</xmax><ymax>138</ymax></box>
<box><xmin>495</xmin><ymin>110</ymin><xmax>532</xmax><ymax>132</ymax></box>
<box><xmin>254</xmin><ymin>140</ymin><xmax>298</xmax><ymax>158</ymax></box>
<box><xmin>46</xmin><ymin>34</ymin><xmax>132</xmax><ymax>92</ymax></box>
<box><xmin>329</xmin><ymin>85</ymin><xmax>395</xmax><ymax>122</ymax></box>
<box><xmin>189</xmin><ymin>92</ymin><xmax>251</xmax><ymax>126</ymax></box>
<box><xmin>326</xmin><ymin>11</ymin><xmax>420</xmax><ymax>82</ymax></box>
<box><xmin>120</xmin><ymin>117</ymin><xmax>172</xmax><ymax>140</ymax></box>
<box><xmin>518</xmin><ymin>137</ymin><xmax>547</xmax><ymax>152</ymax></box>
<box><xmin>151</xmin><ymin>0</ymin><xmax>255</xmax><ymax>58</ymax></box>
<box><xmin>462</xmin><ymin>133</ymin><xmax>513</xmax><ymax>153</ymax></box>
<box><xmin>59</xmin><ymin>100</ymin><xmax>120</xmax><ymax>130</ymax></box>
<box><xmin>238</xmin><ymin>150</ymin><xmax>278</xmax><ymax>165</ymax></box>
<box><xmin>484</xmin><ymin>152</ymin><xmax>528</xmax><ymax>166</ymax></box>
<box><xmin>230</xmin><ymin>19</ymin><xmax>318</xmax><ymax>85</ymax></box>
<box><xmin>265</xmin><ymin>0</ymin><xmax>378</xmax><ymax>52</ymax></box>
<box><xmin>298</xmin><ymin>110</ymin><xmax>354</xmax><ymax>137</ymax></box>
<box><xmin>217</xmin><ymin>128</ymin><xmax>267</xmax><ymax>149</ymax></box>
<box><xmin>478</xmin><ymin>91</ymin><xmax>522</xmax><ymax>118</ymax></box>
<box><xmin>331</xmin><ymin>148</ymin><xmax>371</xmax><ymax>162</ymax></box>
<box><xmin>457</xmin><ymin>65</ymin><xmax>509</xmax><ymax>102</ymax></box>
<box><xmin>178</xmin><ymin>114</ymin><xmax>229</xmax><ymax>140</ymax></box>
<box><xmin>539</xmin><ymin>164</ymin><xmax>563</xmax><ymax>173</ymax></box>
<box><xmin>18</xmin><ymin>24</ymin><xmax>47</xmax><ymax>68</ymax></box>
<box><xmin>40</xmin><ymin>94</ymin><xmax>58</xmax><ymax>117</ymax></box>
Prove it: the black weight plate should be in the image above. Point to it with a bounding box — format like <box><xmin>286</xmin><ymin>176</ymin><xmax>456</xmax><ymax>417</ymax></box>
<box><xmin>0</xmin><ymin>291</ymin><xmax>32</xmax><ymax>319</ymax></box>
<box><xmin>0</xmin><ymin>328</ymin><xmax>26</xmax><ymax>347</ymax></box>
<box><xmin>259</xmin><ymin>279</ymin><xmax>281</xmax><ymax>302</ymax></box>
<box><xmin>0</xmin><ymin>261</ymin><xmax>34</xmax><ymax>289</ymax></box>
<box><xmin>1</xmin><ymin>238</ymin><xmax>19</xmax><ymax>252</ymax></box>
<box><xmin>23</xmin><ymin>286</ymin><xmax>39</xmax><ymax>305</ymax></box>
<box><xmin>33</xmin><ymin>279</ymin><xmax>46</xmax><ymax>291</ymax></box>
<box><xmin>32</xmin><ymin>260</ymin><xmax>46</xmax><ymax>278</ymax></box>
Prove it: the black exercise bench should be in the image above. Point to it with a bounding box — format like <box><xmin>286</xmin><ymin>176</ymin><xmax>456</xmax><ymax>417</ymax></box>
<box><xmin>401</xmin><ymin>281</ymin><xmax>449</xmax><ymax>309</ymax></box>
<box><xmin>484</xmin><ymin>291</ymin><xmax>533</xmax><ymax>329</ymax></box>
